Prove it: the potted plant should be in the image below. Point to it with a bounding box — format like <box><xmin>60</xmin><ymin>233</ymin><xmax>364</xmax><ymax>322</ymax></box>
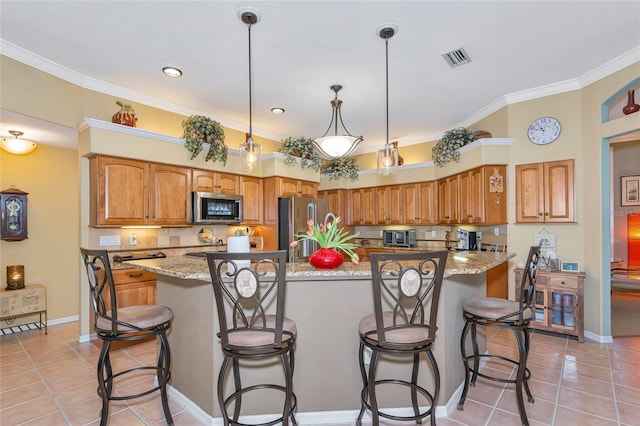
<box><xmin>278</xmin><ymin>137</ymin><xmax>322</xmax><ymax>170</ymax></box>
<box><xmin>182</xmin><ymin>115</ymin><xmax>227</xmax><ymax>165</ymax></box>
<box><xmin>291</xmin><ymin>215</ymin><xmax>360</xmax><ymax>268</ymax></box>
<box><xmin>320</xmin><ymin>157</ymin><xmax>359</xmax><ymax>181</ymax></box>
<box><xmin>431</xmin><ymin>127</ymin><xmax>476</xmax><ymax>167</ymax></box>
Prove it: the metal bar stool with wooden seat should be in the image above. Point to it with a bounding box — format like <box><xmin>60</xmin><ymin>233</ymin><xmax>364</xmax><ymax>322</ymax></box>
<box><xmin>356</xmin><ymin>250</ymin><xmax>449</xmax><ymax>426</ymax></box>
<box><xmin>80</xmin><ymin>248</ymin><xmax>174</xmax><ymax>426</ymax></box>
<box><xmin>457</xmin><ymin>245</ymin><xmax>541</xmax><ymax>426</ymax></box>
<box><xmin>205</xmin><ymin>250</ymin><xmax>297</xmax><ymax>426</ymax></box>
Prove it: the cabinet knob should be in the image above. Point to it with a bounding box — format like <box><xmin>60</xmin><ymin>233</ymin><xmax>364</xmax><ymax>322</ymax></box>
<box><xmin>545</xmin><ymin>212</ymin><xmax>549</xmax><ymax>216</ymax></box>
<box><xmin>538</xmin><ymin>212</ymin><xmax>544</xmax><ymax>216</ymax></box>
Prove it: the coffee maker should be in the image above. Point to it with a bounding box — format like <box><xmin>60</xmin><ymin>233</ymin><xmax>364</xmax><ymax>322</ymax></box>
<box><xmin>457</xmin><ymin>229</ymin><xmax>479</xmax><ymax>250</ymax></box>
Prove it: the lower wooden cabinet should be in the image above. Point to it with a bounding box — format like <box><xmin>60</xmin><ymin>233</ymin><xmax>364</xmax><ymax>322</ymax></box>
<box><xmin>515</xmin><ymin>269</ymin><xmax>585</xmax><ymax>342</ymax></box>
<box><xmin>486</xmin><ymin>262</ymin><xmax>508</xmax><ymax>299</ymax></box>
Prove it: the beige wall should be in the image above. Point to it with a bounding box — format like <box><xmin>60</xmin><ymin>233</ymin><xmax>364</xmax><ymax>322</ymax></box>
<box><xmin>2</xmin><ymin>53</ymin><xmax>639</xmax><ymax>338</ymax></box>
<box><xmin>0</xmin><ymin>145</ymin><xmax>80</xmax><ymax>327</ymax></box>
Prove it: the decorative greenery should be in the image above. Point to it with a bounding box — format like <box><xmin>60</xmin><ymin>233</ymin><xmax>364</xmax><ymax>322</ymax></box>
<box><xmin>278</xmin><ymin>137</ymin><xmax>322</xmax><ymax>171</ymax></box>
<box><xmin>320</xmin><ymin>157</ymin><xmax>359</xmax><ymax>181</ymax></box>
<box><xmin>182</xmin><ymin>115</ymin><xmax>227</xmax><ymax>165</ymax></box>
<box><xmin>292</xmin><ymin>215</ymin><xmax>360</xmax><ymax>264</ymax></box>
<box><xmin>431</xmin><ymin>127</ymin><xmax>476</xmax><ymax>167</ymax></box>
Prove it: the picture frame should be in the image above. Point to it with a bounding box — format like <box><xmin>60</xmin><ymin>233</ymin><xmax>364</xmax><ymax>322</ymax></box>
<box><xmin>560</xmin><ymin>261</ymin><xmax>580</xmax><ymax>272</ymax></box>
<box><xmin>621</xmin><ymin>175</ymin><xmax>640</xmax><ymax>206</ymax></box>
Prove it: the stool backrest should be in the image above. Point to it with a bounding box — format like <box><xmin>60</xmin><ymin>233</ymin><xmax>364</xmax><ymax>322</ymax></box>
<box><xmin>206</xmin><ymin>250</ymin><xmax>288</xmax><ymax>349</ymax></box>
<box><xmin>80</xmin><ymin>248</ymin><xmax>122</xmax><ymax>335</ymax></box>
<box><xmin>517</xmin><ymin>245</ymin><xmax>541</xmax><ymax>321</ymax></box>
<box><xmin>369</xmin><ymin>250</ymin><xmax>449</xmax><ymax>346</ymax></box>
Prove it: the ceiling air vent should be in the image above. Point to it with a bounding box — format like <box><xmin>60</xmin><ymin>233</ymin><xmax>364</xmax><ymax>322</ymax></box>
<box><xmin>442</xmin><ymin>48</ymin><xmax>471</xmax><ymax>68</ymax></box>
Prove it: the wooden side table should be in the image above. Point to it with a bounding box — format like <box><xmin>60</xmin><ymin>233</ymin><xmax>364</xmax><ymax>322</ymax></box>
<box><xmin>0</xmin><ymin>284</ymin><xmax>47</xmax><ymax>334</ymax></box>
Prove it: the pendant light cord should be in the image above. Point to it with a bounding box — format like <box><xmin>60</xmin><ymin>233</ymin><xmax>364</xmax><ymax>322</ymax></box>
<box><xmin>247</xmin><ymin>20</ymin><xmax>253</xmax><ymax>146</ymax></box>
<box><xmin>385</xmin><ymin>36</ymin><xmax>390</xmax><ymax>152</ymax></box>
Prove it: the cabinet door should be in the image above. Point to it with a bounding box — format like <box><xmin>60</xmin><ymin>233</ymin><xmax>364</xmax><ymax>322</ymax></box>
<box><xmin>91</xmin><ymin>156</ymin><xmax>149</xmax><ymax>226</ymax></box>
<box><xmin>361</xmin><ymin>187</ymin><xmax>376</xmax><ymax>225</ymax></box>
<box><xmin>418</xmin><ymin>181</ymin><xmax>438</xmax><ymax>224</ymax></box>
<box><xmin>438</xmin><ymin>175</ymin><xmax>459</xmax><ymax>224</ymax></box>
<box><xmin>515</xmin><ymin>163</ymin><xmax>545</xmax><ymax>223</ymax></box>
<box><xmin>459</xmin><ymin>171</ymin><xmax>472</xmax><ymax>223</ymax></box>
<box><xmin>298</xmin><ymin>181</ymin><xmax>318</xmax><ymax>198</ymax></box>
<box><xmin>150</xmin><ymin>164</ymin><xmax>192</xmax><ymax>226</ymax></box>
<box><xmin>322</xmin><ymin>189</ymin><xmax>349</xmax><ymax>222</ymax></box>
<box><xmin>374</xmin><ymin>187</ymin><xmax>388</xmax><ymax>224</ymax></box>
<box><xmin>402</xmin><ymin>184</ymin><xmax>420</xmax><ymax>225</ymax></box>
<box><xmin>240</xmin><ymin>176</ymin><xmax>263</xmax><ymax>225</ymax></box>
<box><xmin>279</xmin><ymin>177</ymin><xmax>300</xmax><ymax>197</ymax></box>
<box><xmin>483</xmin><ymin>165</ymin><xmax>507</xmax><ymax>224</ymax></box>
<box><xmin>544</xmin><ymin>159</ymin><xmax>574</xmax><ymax>223</ymax></box>
<box><xmin>349</xmin><ymin>190</ymin><xmax>363</xmax><ymax>225</ymax></box>
<box><xmin>469</xmin><ymin>167</ymin><xmax>485</xmax><ymax>223</ymax></box>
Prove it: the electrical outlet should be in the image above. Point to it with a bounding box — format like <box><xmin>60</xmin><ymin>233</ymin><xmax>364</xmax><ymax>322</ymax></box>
<box><xmin>130</xmin><ymin>233</ymin><xmax>137</xmax><ymax>245</ymax></box>
<box><xmin>431</xmin><ymin>230</ymin><xmax>437</xmax><ymax>238</ymax></box>
<box><xmin>379</xmin><ymin>230</ymin><xmax>383</xmax><ymax>237</ymax></box>
<box><xmin>99</xmin><ymin>235</ymin><xmax>120</xmax><ymax>246</ymax></box>
<box><xmin>494</xmin><ymin>227</ymin><xmax>500</xmax><ymax>236</ymax></box>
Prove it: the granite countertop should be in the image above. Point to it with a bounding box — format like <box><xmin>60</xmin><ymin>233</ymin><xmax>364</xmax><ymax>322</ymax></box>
<box><xmin>120</xmin><ymin>250</ymin><xmax>515</xmax><ymax>281</ymax></box>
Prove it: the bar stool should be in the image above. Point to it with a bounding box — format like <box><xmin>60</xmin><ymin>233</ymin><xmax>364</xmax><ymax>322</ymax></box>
<box><xmin>356</xmin><ymin>250</ymin><xmax>449</xmax><ymax>426</ymax></box>
<box><xmin>205</xmin><ymin>250</ymin><xmax>297</xmax><ymax>426</ymax></box>
<box><xmin>457</xmin><ymin>245</ymin><xmax>541</xmax><ymax>426</ymax></box>
<box><xmin>80</xmin><ymin>248</ymin><xmax>174</xmax><ymax>426</ymax></box>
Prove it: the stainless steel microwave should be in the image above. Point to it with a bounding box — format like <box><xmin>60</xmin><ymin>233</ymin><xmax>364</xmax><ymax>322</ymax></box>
<box><xmin>383</xmin><ymin>229</ymin><xmax>417</xmax><ymax>248</ymax></box>
<box><xmin>192</xmin><ymin>192</ymin><xmax>243</xmax><ymax>224</ymax></box>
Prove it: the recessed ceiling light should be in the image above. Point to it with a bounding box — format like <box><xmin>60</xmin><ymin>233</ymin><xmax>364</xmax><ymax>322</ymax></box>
<box><xmin>271</xmin><ymin>107</ymin><xmax>285</xmax><ymax>115</ymax></box>
<box><xmin>162</xmin><ymin>67</ymin><xmax>183</xmax><ymax>78</ymax></box>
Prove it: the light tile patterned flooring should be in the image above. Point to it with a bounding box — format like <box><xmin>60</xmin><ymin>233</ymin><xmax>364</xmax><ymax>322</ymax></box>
<box><xmin>0</xmin><ymin>321</ymin><xmax>638</xmax><ymax>425</ymax></box>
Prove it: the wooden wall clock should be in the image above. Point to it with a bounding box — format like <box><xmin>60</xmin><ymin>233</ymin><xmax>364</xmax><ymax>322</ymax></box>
<box><xmin>1</xmin><ymin>186</ymin><xmax>29</xmax><ymax>241</ymax></box>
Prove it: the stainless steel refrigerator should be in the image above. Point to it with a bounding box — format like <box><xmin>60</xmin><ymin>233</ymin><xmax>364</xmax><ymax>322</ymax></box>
<box><xmin>278</xmin><ymin>196</ymin><xmax>328</xmax><ymax>262</ymax></box>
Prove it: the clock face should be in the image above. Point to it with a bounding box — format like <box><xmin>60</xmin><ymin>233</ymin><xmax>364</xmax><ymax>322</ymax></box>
<box><xmin>528</xmin><ymin>117</ymin><xmax>561</xmax><ymax>145</ymax></box>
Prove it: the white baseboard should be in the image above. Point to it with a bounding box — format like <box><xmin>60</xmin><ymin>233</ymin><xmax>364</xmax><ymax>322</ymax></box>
<box><xmin>47</xmin><ymin>315</ymin><xmax>78</xmax><ymax>326</ymax></box>
<box><xmin>584</xmin><ymin>329</ymin><xmax>613</xmax><ymax>343</ymax></box>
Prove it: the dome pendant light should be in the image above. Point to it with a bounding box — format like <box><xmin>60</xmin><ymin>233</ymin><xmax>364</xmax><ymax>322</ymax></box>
<box><xmin>377</xmin><ymin>25</ymin><xmax>398</xmax><ymax>176</ymax></box>
<box><xmin>1</xmin><ymin>130</ymin><xmax>37</xmax><ymax>154</ymax></box>
<box><xmin>312</xmin><ymin>84</ymin><xmax>363</xmax><ymax>159</ymax></box>
<box><xmin>239</xmin><ymin>8</ymin><xmax>262</xmax><ymax>173</ymax></box>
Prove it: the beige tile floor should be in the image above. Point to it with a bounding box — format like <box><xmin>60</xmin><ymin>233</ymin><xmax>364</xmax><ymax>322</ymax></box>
<box><xmin>1</xmin><ymin>321</ymin><xmax>638</xmax><ymax>425</ymax></box>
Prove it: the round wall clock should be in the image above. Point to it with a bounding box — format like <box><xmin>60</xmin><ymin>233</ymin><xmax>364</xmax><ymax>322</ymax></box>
<box><xmin>528</xmin><ymin>117</ymin><xmax>561</xmax><ymax>145</ymax></box>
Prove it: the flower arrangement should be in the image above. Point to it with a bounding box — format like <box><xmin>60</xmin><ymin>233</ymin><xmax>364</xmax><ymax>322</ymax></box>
<box><xmin>279</xmin><ymin>137</ymin><xmax>322</xmax><ymax>171</ymax></box>
<box><xmin>182</xmin><ymin>115</ymin><xmax>227</xmax><ymax>165</ymax></box>
<box><xmin>291</xmin><ymin>215</ymin><xmax>360</xmax><ymax>264</ymax></box>
<box><xmin>431</xmin><ymin>127</ymin><xmax>476</xmax><ymax>167</ymax></box>
<box><xmin>320</xmin><ymin>157</ymin><xmax>359</xmax><ymax>181</ymax></box>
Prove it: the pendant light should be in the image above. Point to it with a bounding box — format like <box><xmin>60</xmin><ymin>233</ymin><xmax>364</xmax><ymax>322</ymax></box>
<box><xmin>239</xmin><ymin>8</ymin><xmax>262</xmax><ymax>173</ymax></box>
<box><xmin>376</xmin><ymin>25</ymin><xmax>398</xmax><ymax>176</ymax></box>
<box><xmin>312</xmin><ymin>84</ymin><xmax>363</xmax><ymax>159</ymax></box>
<box><xmin>1</xmin><ymin>130</ymin><xmax>37</xmax><ymax>154</ymax></box>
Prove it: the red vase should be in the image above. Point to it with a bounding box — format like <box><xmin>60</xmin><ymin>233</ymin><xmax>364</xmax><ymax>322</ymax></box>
<box><xmin>308</xmin><ymin>248</ymin><xmax>344</xmax><ymax>269</ymax></box>
<box><xmin>623</xmin><ymin>89</ymin><xmax>640</xmax><ymax>115</ymax></box>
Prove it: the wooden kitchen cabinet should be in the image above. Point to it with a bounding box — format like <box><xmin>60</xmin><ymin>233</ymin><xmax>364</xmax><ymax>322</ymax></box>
<box><xmin>374</xmin><ymin>185</ymin><xmax>403</xmax><ymax>225</ymax></box>
<box><xmin>319</xmin><ymin>189</ymin><xmax>349</xmax><ymax>222</ymax></box>
<box><xmin>239</xmin><ymin>176</ymin><xmax>263</xmax><ymax>225</ymax></box>
<box><xmin>402</xmin><ymin>181</ymin><xmax>438</xmax><ymax>225</ymax></box>
<box><xmin>263</xmin><ymin>177</ymin><xmax>318</xmax><ymax>226</ymax></box>
<box><xmin>515</xmin><ymin>159</ymin><xmax>574</xmax><ymax>223</ymax></box>
<box><xmin>438</xmin><ymin>175</ymin><xmax>460</xmax><ymax>224</ymax></box>
<box><xmin>349</xmin><ymin>187</ymin><xmax>376</xmax><ymax>225</ymax></box>
<box><xmin>192</xmin><ymin>169</ymin><xmax>239</xmax><ymax>194</ymax></box>
<box><xmin>90</xmin><ymin>156</ymin><xmax>191</xmax><ymax>227</ymax></box>
<box><xmin>515</xmin><ymin>268</ymin><xmax>585</xmax><ymax>342</ymax></box>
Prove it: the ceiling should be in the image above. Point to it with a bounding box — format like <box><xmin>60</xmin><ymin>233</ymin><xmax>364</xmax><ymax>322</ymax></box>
<box><xmin>1</xmin><ymin>1</ymin><xmax>639</xmax><ymax>153</ymax></box>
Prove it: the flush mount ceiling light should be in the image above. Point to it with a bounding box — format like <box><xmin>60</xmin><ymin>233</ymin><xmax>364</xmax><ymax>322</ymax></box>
<box><xmin>1</xmin><ymin>130</ymin><xmax>37</xmax><ymax>154</ymax></box>
<box><xmin>376</xmin><ymin>24</ymin><xmax>398</xmax><ymax>176</ymax></box>
<box><xmin>312</xmin><ymin>84</ymin><xmax>363</xmax><ymax>159</ymax></box>
<box><xmin>162</xmin><ymin>67</ymin><xmax>183</xmax><ymax>77</ymax></box>
<box><xmin>238</xmin><ymin>7</ymin><xmax>262</xmax><ymax>173</ymax></box>
<box><xmin>271</xmin><ymin>107</ymin><xmax>285</xmax><ymax>115</ymax></box>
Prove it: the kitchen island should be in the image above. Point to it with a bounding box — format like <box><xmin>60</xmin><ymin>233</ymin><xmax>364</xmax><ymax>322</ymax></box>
<box><xmin>123</xmin><ymin>250</ymin><xmax>514</xmax><ymax>422</ymax></box>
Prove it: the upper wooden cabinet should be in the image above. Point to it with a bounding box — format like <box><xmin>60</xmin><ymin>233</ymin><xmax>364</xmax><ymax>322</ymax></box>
<box><xmin>438</xmin><ymin>175</ymin><xmax>460</xmax><ymax>224</ymax></box>
<box><xmin>90</xmin><ymin>156</ymin><xmax>191</xmax><ymax>227</ymax></box>
<box><xmin>348</xmin><ymin>187</ymin><xmax>376</xmax><ymax>226</ymax></box>
<box><xmin>192</xmin><ymin>170</ymin><xmax>239</xmax><ymax>195</ymax></box>
<box><xmin>263</xmin><ymin>177</ymin><xmax>318</xmax><ymax>226</ymax></box>
<box><xmin>375</xmin><ymin>185</ymin><xmax>403</xmax><ymax>225</ymax></box>
<box><xmin>402</xmin><ymin>181</ymin><xmax>438</xmax><ymax>225</ymax></box>
<box><xmin>239</xmin><ymin>176</ymin><xmax>263</xmax><ymax>225</ymax></box>
<box><xmin>319</xmin><ymin>189</ymin><xmax>349</xmax><ymax>223</ymax></box>
<box><xmin>516</xmin><ymin>159</ymin><xmax>574</xmax><ymax>223</ymax></box>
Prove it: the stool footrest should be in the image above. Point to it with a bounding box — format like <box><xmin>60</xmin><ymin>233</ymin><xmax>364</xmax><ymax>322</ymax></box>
<box><xmin>223</xmin><ymin>384</ymin><xmax>297</xmax><ymax>426</ymax></box>
<box><xmin>463</xmin><ymin>353</ymin><xmax>532</xmax><ymax>385</ymax></box>
<box><xmin>359</xmin><ymin>379</ymin><xmax>435</xmax><ymax>422</ymax></box>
